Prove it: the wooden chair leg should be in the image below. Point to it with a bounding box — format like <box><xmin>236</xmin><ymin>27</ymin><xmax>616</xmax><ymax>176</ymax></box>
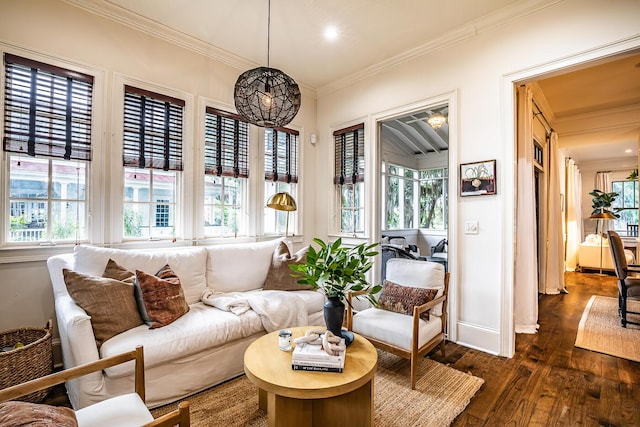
<box><xmin>410</xmin><ymin>353</ymin><xmax>418</xmax><ymax>390</ymax></box>
<box><xmin>439</xmin><ymin>340</ymin><xmax>446</xmax><ymax>357</ymax></box>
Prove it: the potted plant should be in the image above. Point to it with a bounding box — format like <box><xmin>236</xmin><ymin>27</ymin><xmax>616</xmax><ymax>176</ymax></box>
<box><xmin>589</xmin><ymin>189</ymin><xmax>620</xmax><ymax>235</ymax></box>
<box><xmin>289</xmin><ymin>238</ymin><xmax>381</xmax><ymax>342</ymax></box>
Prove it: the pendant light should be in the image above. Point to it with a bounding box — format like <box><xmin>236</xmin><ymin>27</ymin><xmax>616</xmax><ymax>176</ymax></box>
<box><xmin>234</xmin><ymin>0</ymin><xmax>301</xmax><ymax>128</ymax></box>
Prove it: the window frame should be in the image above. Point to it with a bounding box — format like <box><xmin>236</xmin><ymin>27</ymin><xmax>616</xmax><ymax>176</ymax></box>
<box><xmin>612</xmin><ymin>178</ymin><xmax>639</xmax><ymax>236</ymax></box>
<box><xmin>2</xmin><ymin>52</ymin><xmax>96</xmax><ymax>247</ymax></box>
<box><xmin>333</xmin><ymin>123</ymin><xmax>365</xmax><ymax>235</ymax></box>
<box><xmin>264</xmin><ymin>127</ymin><xmax>299</xmax><ymax>236</ymax></box>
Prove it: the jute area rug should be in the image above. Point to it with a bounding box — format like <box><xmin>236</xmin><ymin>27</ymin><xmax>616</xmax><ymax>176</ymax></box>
<box><xmin>152</xmin><ymin>350</ymin><xmax>484</xmax><ymax>426</ymax></box>
<box><xmin>575</xmin><ymin>295</ymin><xmax>640</xmax><ymax>362</ymax></box>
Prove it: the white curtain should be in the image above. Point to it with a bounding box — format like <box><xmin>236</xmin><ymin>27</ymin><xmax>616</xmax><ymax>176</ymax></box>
<box><xmin>565</xmin><ymin>158</ymin><xmax>583</xmax><ymax>271</ymax></box>
<box><xmin>595</xmin><ymin>172</ymin><xmax>611</xmax><ymax>193</ymax></box>
<box><xmin>515</xmin><ymin>85</ymin><xmax>539</xmax><ymax>333</ymax></box>
<box><xmin>541</xmin><ymin>131</ymin><xmax>566</xmax><ymax>294</ymax></box>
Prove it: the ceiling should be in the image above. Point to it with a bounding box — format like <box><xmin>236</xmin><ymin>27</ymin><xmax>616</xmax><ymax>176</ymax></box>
<box><xmin>536</xmin><ymin>52</ymin><xmax>640</xmax><ymax>165</ymax></box>
<box><xmin>73</xmin><ymin>0</ymin><xmax>520</xmax><ymax>89</ymax></box>
<box><xmin>67</xmin><ymin>0</ymin><xmax>640</xmax><ymax>164</ymax></box>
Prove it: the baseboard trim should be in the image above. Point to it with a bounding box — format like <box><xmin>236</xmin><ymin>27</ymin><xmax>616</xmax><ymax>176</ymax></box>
<box><xmin>455</xmin><ymin>321</ymin><xmax>501</xmax><ymax>356</ymax></box>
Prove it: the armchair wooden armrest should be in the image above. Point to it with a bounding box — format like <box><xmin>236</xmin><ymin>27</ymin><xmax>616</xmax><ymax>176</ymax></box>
<box><xmin>413</xmin><ymin>294</ymin><xmax>446</xmax><ymax>318</ymax></box>
<box><xmin>0</xmin><ymin>346</ymin><xmax>190</xmax><ymax>427</ymax></box>
<box><xmin>346</xmin><ymin>289</ymin><xmax>370</xmax><ymax>330</ymax></box>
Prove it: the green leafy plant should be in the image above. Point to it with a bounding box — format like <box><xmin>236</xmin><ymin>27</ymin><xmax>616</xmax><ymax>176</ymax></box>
<box><xmin>289</xmin><ymin>237</ymin><xmax>381</xmax><ymax>305</ymax></box>
<box><xmin>627</xmin><ymin>168</ymin><xmax>638</xmax><ymax>180</ymax></box>
<box><xmin>589</xmin><ymin>189</ymin><xmax>620</xmax><ymax>218</ymax></box>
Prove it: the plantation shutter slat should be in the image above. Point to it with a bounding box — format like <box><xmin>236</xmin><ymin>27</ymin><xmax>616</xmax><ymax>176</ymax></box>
<box><xmin>204</xmin><ymin>107</ymin><xmax>249</xmax><ymax>178</ymax></box>
<box><xmin>123</xmin><ymin>85</ymin><xmax>184</xmax><ymax>171</ymax></box>
<box><xmin>264</xmin><ymin>127</ymin><xmax>299</xmax><ymax>183</ymax></box>
<box><xmin>333</xmin><ymin>123</ymin><xmax>364</xmax><ymax>185</ymax></box>
<box><xmin>3</xmin><ymin>53</ymin><xmax>93</xmax><ymax>161</ymax></box>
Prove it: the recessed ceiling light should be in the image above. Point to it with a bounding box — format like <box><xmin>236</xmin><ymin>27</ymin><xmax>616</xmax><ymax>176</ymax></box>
<box><xmin>324</xmin><ymin>25</ymin><xmax>338</xmax><ymax>41</ymax></box>
<box><xmin>625</xmin><ymin>149</ymin><xmax>633</xmax><ymax>153</ymax></box>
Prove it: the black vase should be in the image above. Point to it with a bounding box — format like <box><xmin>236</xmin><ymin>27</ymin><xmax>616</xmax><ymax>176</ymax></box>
<box><xmin>323</xmin><ymin>296</ymin><xmax>354</xmax><ymax>346</ymax></box>
<box><xmin>323</xmin><ymin>296</ymin><xmax>345</xmax><ymax>336</ymax></box>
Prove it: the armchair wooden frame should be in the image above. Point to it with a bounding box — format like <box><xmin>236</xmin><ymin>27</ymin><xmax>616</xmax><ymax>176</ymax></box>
<box><xmin>346</xmin><ymin>273</ymin><xmax>450</xmax><ymax>389</ymax></box>
<box><xmin>0</xmin><ymin>346</ymin><xmax>190</xmax><ymax>427</ymax></box>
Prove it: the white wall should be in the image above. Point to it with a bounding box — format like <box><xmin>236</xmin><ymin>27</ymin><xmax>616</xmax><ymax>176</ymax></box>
<box><xmin>315</xmin><ymin>0</ymin><xmax>640</xmax><ymax>355</ymax></box>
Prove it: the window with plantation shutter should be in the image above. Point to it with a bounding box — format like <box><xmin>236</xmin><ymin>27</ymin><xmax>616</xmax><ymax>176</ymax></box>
<box><xmin>204</xmin><ymin>107</ymin><xmax>249</xmax><ymax>178</ymax></box>
<box><xmin>334</xmin><ymin>123</ymin><xmax>364</xmax><ymax>185</ymax></box>
<box><xmin>334</xmin><ymin>123</ymin><xmax>365</xmax><ymax>234</ymax></box>
<box><xmin>3</xmin><ymin>53</ymin><xmax>93</xmax><ymax>161</ymax></box>
<box><xmin>264</xmin><ymin>127</ymin><xmax>298</xmax><ymax>183</ymax></box>
<box><xmin>123</xmin><ymin>85</ymin><xmax>184</xmax><ymax>171</ymax></box>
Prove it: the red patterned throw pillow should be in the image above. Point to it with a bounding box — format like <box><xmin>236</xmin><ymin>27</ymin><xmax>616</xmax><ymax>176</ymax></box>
<box><xmin>135</xmin><ymin>265</ymin><xmax>189</xmax><ymax>329</ymax></box>
<box><xmin>378</xmin><ymin>280</ymin><xmax>438</xmax><ymax>321</ymax></box>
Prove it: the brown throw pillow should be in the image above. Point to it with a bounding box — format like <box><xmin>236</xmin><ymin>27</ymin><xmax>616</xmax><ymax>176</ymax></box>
<box><xmin>63</xmin><ymin>269</ymin><xmax>144</xmax><ymax>347</ymax></box>
<box><xmin>102</xmin><ymin>258</ymin><xmax>134</xmax><ymax>284</ymax></box>
<box><xmin>0</xmin><ymin>401</ymin><xmax>78</xmax><ymax>427</ymax></box>
<box><xmin>263</xmin><ymin>242</ymin><xmax>313</xmax><ymax>291</ymax></box>
<box><xmin>135</xmin><ymin>265</ymin><xmax>189</xmax><ymax>329</ymax></box>
<box><xmin>378</xmin><ymin>280</ymin><xmax>438</xmax><ymax>321</ymax></box>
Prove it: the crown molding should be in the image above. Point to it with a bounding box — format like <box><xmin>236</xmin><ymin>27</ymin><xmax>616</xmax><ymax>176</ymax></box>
<box><xmin>60</xmin><ymin>0</ymin><xmax>316</xmax><ymax>95</ymax></box>
<box><xmin>317</xmin><ymin>0</ymin><xmax>564</xmax><ymax>96</ymax></box>
<box><xmin>62</xmin><ymin>0</ymin><xmax>561</xmax><ymax>97</ymax></box>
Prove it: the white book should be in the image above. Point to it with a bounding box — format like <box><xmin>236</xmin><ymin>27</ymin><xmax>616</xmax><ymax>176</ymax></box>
<box><xmin>292</xmin><ymin>338</ymin><xmax>345</xmax><ymax>363</ymax></box>
<box><xmin>291</xmin><ymin>358</ymin><xmax>343</xmax><ymax>369</ymax></box>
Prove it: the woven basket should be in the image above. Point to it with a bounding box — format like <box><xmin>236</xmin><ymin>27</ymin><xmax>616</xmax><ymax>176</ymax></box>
<box><xmin>0</xmin><ymin>320</ymin><xmax>53</xmax><ymax>403</ymax></box>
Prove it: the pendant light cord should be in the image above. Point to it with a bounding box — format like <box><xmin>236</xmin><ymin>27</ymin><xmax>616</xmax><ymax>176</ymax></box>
<box><xmin>267</xmin><ymin>0</ymin><xmax>271</xmax><ymax>68</ymax></box>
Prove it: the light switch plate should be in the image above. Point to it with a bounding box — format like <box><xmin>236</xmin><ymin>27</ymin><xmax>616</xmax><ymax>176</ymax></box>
<box><xmin>465</xmin><ymin>221</ymin><xmax>479</xmax><ymax>234</ymax></box>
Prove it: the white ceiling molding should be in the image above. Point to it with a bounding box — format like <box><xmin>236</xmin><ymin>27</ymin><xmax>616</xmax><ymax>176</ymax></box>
<box><xmin>317</xmin><ymin>0</ymin><xmax>564</xmax><ymax>95</ymax></box>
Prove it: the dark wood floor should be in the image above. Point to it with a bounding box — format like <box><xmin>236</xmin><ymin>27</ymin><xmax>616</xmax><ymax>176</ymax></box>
<box><xmin>430</xmin><ymin>272</ymin><xmax>640</xmax><ymax>426</ymax></box>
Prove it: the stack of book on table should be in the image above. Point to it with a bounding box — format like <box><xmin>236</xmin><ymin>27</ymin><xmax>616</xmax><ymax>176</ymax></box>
<box><xmin>291</xmin><ymin>337</ymin><xmax>346</xmax><ymax>373</ymax></box>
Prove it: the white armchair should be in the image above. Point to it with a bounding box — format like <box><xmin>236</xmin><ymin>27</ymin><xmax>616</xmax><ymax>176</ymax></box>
<box><xmin>347</xmin><ymin>259</ymin><xmax>449</xmax><ymax>389</ymax></box>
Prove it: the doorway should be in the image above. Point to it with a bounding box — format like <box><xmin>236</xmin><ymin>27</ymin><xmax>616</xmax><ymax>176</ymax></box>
<box><xmin>378</xmin><ymin>104</ymin><xmax>450</xmax><ymax>280</ymax></box>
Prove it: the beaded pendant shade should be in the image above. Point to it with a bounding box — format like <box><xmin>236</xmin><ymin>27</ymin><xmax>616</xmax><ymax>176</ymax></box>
<box><xmin>234</xmin><ymin>0</ymin><xmax>301</xmax><ymax>128</ymax></box>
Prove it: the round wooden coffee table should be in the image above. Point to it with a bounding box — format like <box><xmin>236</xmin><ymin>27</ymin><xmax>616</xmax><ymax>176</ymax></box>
<box><xmin>244</xmin><ymin>326</ymin><xmax>377</xmax><ymax>426</ymax></box>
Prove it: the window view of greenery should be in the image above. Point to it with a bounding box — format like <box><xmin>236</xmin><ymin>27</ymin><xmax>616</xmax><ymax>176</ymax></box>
<box><xmin>123</xmin><ymin>168</ymin><xmax>176</xmax><ymax>239</ymax></box>
<box><xmin>612</xmin><ymin>179</ymin><xmax>638</xmax><ymax>235</ymax></box>
<box><xmin>204</xmin><ymin>175</ymin><xmax>245</xmax><ymax>237</ymax></box>
<box><xmin>341</xmin><ymin>183</ymin><xmax>364</xmax><ymax>234</ymax></box>
<box><xmin>8</xmin><ymin>156</ymin><xmax>87</xmax><ymax>243</ymax></box>
<box><xmin>383</xmin><ymin>163</ymin><xmax>448</xmax><ymax>230</ymax></box>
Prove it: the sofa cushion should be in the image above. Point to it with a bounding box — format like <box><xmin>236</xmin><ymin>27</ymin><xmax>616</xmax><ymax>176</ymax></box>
<box><xmin>73</xmin><ymin>245</ymin><xmax>207</xmax><ymax>305</ymax></box>
<box><xmin>135</xmin><ymin>265</ymin><xmax>189</xmax><ymax>329</ymax></box>
<box><xmin>206</xmin><ymin>239</ymin><xmax>282</xmax><ymax>292</ymax></box>
<box><xmin>0</xmin><ymin>401</ymin><xmax>78</xmax><ymax>427</ymax></box>
<box><xmin>63</xmin><ymin>269</ymin><xmax>143</xmax><ymax>347</ymax></box>
<box><xmin>352</xmin><ymin>307</ymin><xmax>442</xmax><ymax>351</ymax></box>
<box><xmin>378</xmin><ymin>280</ymin><xmax>438</xmax><ymax>321</ymax></box>
<box><xmin>100</xmin><ymin>302</ymin><xmax>264</xmax><ymax>378</ymax></box>
<box><xmin>263</xmin><ymin>242</ymin><xmax>313</xmax><ymax>291</ymax></box>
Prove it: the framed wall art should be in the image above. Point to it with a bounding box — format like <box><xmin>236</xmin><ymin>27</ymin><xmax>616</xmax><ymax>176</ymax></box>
<box><xmin>460</xmin><ymin>159</ymin><xmax>497</xmax><ymax>196</ymax></box>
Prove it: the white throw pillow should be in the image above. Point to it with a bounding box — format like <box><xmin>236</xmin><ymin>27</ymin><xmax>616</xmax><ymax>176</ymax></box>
<box><xmin>206</xmin><ymin>239</ymin><xmax>282</xmax><ymax>293</ymax></box>
<box><xmin>73</xmin><ymin>245</ymin><xmax>208</xmax><ymax>305</ymax></box>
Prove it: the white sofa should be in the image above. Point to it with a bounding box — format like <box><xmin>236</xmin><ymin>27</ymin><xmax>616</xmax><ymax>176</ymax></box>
<box><xmin>578</xmin><ymin>234</ymin><xmax>635</xmax><ymax>271</ymax></box>
<box><xmin>47</xmin><ymin>239</ymin><xmax>325</xmax><ymax>409</ymax></box>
